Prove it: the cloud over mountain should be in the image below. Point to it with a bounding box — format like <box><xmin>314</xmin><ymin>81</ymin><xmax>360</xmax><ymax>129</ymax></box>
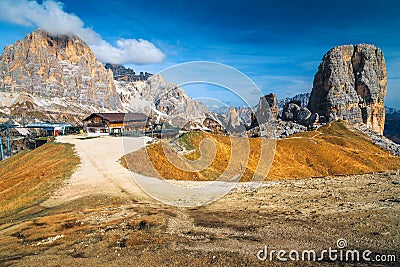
<box><xmin>0</xmin><ymin>0</ymin><xmax>165</xmax><ymax>64</ymax></box>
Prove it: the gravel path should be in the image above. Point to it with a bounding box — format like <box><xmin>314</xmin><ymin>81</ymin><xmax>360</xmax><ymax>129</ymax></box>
<box><xmin>43</xmin><ymin>136</ymin><xmax>153</xmax><ymax>207</ymax></box>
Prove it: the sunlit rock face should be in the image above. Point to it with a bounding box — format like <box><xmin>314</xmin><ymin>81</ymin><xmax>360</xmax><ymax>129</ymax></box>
<box><xmin>0</xmin><ymin>29</ymin><xmax>120</xmax><ymax>110</ymax></box>
<box><xmin>308</xmin><ymin>44</ymin><xmax>387</xmax><ymax>134</ymax></box>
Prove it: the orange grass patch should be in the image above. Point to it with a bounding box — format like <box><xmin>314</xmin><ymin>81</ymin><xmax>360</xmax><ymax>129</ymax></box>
<box><xmin>124</xmin><ymin>122</ymin><xmax>400</xmax><ymax>181</ymax></box>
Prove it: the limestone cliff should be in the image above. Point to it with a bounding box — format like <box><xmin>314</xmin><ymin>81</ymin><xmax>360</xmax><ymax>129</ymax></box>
<box><xmin>255</xmin><ymin>93</ymin><xmax>278</xmax><ymax>124</ymax></box>
<box><xmin>0</xmin><ymin>29</ymin><xmax>120</xmax><ymax>110</ymax></box>
<box><xmin>308</xmin><ymin>44</ymin><xmax>387</xmax><ymax>134</ymax></box>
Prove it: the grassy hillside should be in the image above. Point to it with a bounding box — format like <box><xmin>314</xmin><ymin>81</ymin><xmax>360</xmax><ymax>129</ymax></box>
<box><xmin>0</xmin><ymin>142</ymin><xmax>79</xmax><ymax>218</ymax></box>
<box><xmin>123</xmin><ymin>121</ymin><xmax>400</xmax><ymax>181</ymax></box>
<box><xmin>268</xmin><ymin>121</ymin><xmax>400</xmax><ymax>179</ymax></box>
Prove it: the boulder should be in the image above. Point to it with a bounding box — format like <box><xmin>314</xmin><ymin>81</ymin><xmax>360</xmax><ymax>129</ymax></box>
<box><xmin>282</xmin><ymin>102</ymin><xmax>301</xmax><ymax>121</ymax></box>
<box><xmin>305</xmin><ymin>113</ymin><xmax>319</xmax><ymax>128</ymax></box>
<box><xmin>297</xmin><ymin>107</ymin><xmax>312</xmax><ymax>125</ymax></box>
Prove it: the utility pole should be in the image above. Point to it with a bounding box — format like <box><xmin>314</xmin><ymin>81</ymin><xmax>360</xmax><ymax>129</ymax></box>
<box><xmin>6</xmin><ymin>127</ymin><xmax>11</xmax><ymax>157</ymax></box>
<box><xmin>151</xmin><ymin>110</ymin><xmax>154</xmax><ymax>138</ymax></box>
<box><xmin>0</xmin><ymin>136</ymin><xmax>4</xmax><ymax>161</ymax></box>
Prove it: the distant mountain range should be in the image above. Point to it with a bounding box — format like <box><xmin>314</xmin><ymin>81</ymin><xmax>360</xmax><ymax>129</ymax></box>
<box><xmin>104</xmin><ymin>63</ymin><xmax>152</xmax><ymax>82</ymax></box>
<box><xmin>384</xmin><ymin>106</ymin><xmax>400</xmax><ymax>143</ymax></box>
<box><xmin>277</xmin><ymin>93</ymin><xmax>311</xmax><ymax>114</ymax></box>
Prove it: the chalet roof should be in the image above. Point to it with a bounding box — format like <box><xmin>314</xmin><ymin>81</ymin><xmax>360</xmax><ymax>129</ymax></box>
<box><xmin>15</xmin><ymin>127</ymin><xmax>30</xmax><ymax>136</ymax></box>
<box><xmin>83</xmin><ymin>113</ymin><xmax>149</xmax><ymax>123</ymax></box>
<box><xmin>27</xmin><ymin>123</ymin><xmax>71</xmax><ymax>128</ymax></box>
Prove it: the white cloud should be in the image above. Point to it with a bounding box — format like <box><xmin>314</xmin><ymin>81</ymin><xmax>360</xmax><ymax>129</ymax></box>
<box><xmin>91</xmin><ymin>38</ymin><xmax>166</xmax><ymax>65</ymax></box>
<box><xmin>0</xmin><ymin>0</ymin><xmax>166</xmax><ymax>64</ymax></box>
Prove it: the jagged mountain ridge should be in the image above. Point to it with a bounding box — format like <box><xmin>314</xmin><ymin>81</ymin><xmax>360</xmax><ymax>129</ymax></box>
<box><xmin>384</xmin><ymin>106</ymin><xmax>400</xmax><ymax>143</ymax></box>
<box><xmin>115</xmin><ymin>75</ymin><xmax>210</xmax><ymax>124</ymax></box>
<box><xmin>277</xmin><ymin>93</ymin><xmax>310</xmax><ymax>113</ymax></box>
<box><xmin>105</xmin><ymin>63</ymin><xmax>152</xmax><ymax>82</ymax></box>
<box><xmin>221</xmin><ymin>93</ymin><xmax>310</xmax><ymax>129</ymax></box>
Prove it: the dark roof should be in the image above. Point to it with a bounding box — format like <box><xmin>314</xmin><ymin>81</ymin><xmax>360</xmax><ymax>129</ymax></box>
<box><xmin>83</xmin><ymin>113</ymin><xmax>149</xmax><ymax>123</ymax></box>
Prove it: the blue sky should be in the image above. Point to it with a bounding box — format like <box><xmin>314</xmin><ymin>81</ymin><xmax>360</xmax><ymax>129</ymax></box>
<box><xmin>0</xmin><ymin>0</ymin><xmax>399</xmax><ymax>108</ymax></box>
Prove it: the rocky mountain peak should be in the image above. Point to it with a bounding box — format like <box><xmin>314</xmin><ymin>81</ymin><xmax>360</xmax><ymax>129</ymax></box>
<box><xmin>0</xmin><ymin>29</ymin><xmax>120</xmax><ymax>110</ymax></box>
<box><xmin>255</xmin><ymin>93</ymin><xmax>278</xmax><ymax>124</ymax></box>
<box><xmin>105</xmin><ymin>63</ymin><xmax>152</xmax><ymax>82</ymax></box>
<box><xmin>29</xmin><ymin>29</ymin><xmax>90</xmax><ymax>64</ymax></box>
<box><xmin>308</xmin><ymin>44</ymin><xmax>387</xmax><ymax>134</ymax></box>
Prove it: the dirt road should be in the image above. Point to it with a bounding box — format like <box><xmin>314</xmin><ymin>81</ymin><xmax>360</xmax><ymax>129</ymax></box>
<box><xmin>43</xmin><ymin>136</ymin><xmax>153</xmax><ymax>207</ymax></box>
<box><xmin>45</xmin><ymin>135</ymin><xmax>263</xmax><ymax>207</ymax></box>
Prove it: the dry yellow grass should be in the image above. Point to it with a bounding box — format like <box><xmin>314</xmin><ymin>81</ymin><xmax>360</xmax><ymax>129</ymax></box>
<box><xmin>268</xmin><ymin>121</ymin><xmax>400</xmax><ymax>179</ymax></box>
<box><xmin>123</xmin><ymin>131</ymin><xmax>271</xmax><ymax>181</ymax></box>
<box><xmin>0</xmin><ymin>142</ymin><xmax>79</xmax><ymax>218</ymax></box>
<box><xmin>124</xmin><ymin>121</ymin><xmax>400</xmax><ymax>181</ymax></box>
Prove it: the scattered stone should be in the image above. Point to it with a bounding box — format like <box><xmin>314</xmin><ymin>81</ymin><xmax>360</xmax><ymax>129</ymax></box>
<box><xmin>354</xmin><ymin>124</ymin><xmax>400</xmax><ymax>156</ymax></box>
<box><xmin>34</xmin><ymin>235</ymin><xmax>64</xmax><ymax>246</ymax></box>
<box><xmin>281</xmin><ymin>101</ymin><xmax>319</xmax><ymax>129</ymax></box>
<box><xmin>254</xmin><ymin>119</ymin><xmax>308</xmax><ymax>138</ymax></box>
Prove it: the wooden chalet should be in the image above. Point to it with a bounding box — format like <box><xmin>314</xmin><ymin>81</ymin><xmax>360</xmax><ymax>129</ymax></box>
<box><xmin>82</xmin><ymin>113</ymin><xmax>151</xmax><ymax>136</ymax></box>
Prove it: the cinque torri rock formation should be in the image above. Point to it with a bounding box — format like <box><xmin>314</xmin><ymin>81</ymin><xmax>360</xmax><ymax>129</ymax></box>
<box><xmin>308</xmin><ymin>44</ymin><xmax>387</xmax><ymax>134</ymax></box>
